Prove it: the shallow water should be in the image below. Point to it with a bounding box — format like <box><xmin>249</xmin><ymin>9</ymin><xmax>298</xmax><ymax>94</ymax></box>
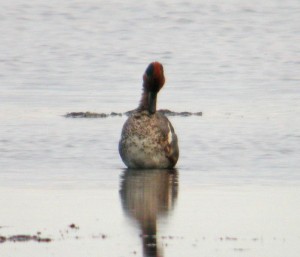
<box><xmin>0</xmin><ymin>0</ymin><xmax>300</xmax><ymax>256</ymax></box>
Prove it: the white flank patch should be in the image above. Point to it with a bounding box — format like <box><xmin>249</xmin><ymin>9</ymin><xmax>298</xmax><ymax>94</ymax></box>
<box><xmin>167</xmin><ymin>123</ymin><xmax>173</xmax><ymax>144</ymax></box>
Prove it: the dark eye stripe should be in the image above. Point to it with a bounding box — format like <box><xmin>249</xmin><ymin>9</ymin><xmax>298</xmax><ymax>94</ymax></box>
<box><xmin>145</xmin><ymin>63</ymin><xmax>154</xmax><ymax>76</ymax></box>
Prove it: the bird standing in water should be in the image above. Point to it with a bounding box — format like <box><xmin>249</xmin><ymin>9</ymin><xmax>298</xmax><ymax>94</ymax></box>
<box><xmin>119</xmin><ymin>62</ymin><xmax>179</xmax><ymax>169</ymax></box>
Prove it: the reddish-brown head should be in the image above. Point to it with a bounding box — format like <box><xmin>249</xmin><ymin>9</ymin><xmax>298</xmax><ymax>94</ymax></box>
<box><xmin>138</xmin><ymin>62</ymin><xmax>166</xmax><ymax>114</ymax></box>
<box><xmin>143</xmin><ymin>62</ymin><xmax>165</xmax><ymax>93</ymax></box>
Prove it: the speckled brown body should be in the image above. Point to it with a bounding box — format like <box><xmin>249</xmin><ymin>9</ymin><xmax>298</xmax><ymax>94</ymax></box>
<box><xmin>119</xmin><ymin>111</ymin><xmax>179</xmax><ymax>169</ymax></box>
<box><xmin>119</xmin><ymin>62</ymin><xmax>179</xmax><ymax>169</ymax></box>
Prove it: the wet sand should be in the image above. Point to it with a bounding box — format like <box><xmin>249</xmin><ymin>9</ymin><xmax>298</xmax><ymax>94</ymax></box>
<box><xmin>1</xmin><ymin>174</ymin><xmax>299</xmax><ymax>257</ymax></box>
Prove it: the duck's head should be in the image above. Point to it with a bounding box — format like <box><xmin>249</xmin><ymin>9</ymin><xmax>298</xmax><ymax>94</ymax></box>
<box><xmin>143</xmin><ymin>62</ymin><xmax>165</xmax><ymax>114</ymax></box>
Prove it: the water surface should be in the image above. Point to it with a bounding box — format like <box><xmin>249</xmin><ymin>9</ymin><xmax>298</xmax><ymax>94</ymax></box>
<box><xmin>0</xmin><ymin>0</ymin><xmax>299</xmax><ymax>256</ymax></box>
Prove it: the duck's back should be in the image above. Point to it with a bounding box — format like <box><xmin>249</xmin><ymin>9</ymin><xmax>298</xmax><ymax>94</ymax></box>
<box><xmin>119</xmin><ymin>111</ymin><xmax>179</xmax><ymax>169</ymax></box>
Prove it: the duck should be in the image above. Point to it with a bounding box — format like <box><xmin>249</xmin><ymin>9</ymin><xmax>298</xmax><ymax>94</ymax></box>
<box><xmin>119</xmin><ymin>62</ymin><xmax>179</xmax><ymax>169</ymax></box>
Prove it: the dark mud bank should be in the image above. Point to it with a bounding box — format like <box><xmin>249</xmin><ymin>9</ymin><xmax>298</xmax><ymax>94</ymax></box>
<box><xmin>64</xmin><ymin>109</ymin><xmax>202</xmax><ymax>118</ymax></box>
<box><xmin>0</xmin><ymin>235</ymin><xmax>51</xmax><ymax>243</ymax></box>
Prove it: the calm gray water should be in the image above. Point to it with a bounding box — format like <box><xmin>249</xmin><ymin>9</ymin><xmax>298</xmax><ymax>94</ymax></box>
<box><xmin>0</xmin><ymin>0</ymin><xmax>300</xmax><ymax>256</ymax></box>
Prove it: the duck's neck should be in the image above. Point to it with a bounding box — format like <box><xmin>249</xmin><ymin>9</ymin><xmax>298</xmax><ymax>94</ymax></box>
<box><xmin>138</xmin><ymin>89</ymin><xmax>158</xmax><ymax>114</ymax></box>
<box><xmin>138</xmin><ymin>78</ymin><xmax>161</xmax><ymax>114</ymax></box>
<box><xmin>138</xmin><ymin>89</ymin><xmax>150</xmax><ymax>112</ymax></box>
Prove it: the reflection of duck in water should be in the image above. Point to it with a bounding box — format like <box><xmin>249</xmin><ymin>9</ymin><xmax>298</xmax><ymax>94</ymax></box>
<box><xmin>119</xmin><ymin>62</ymin><xmax>179</xmax><ymax>169</ymax></box>
<box><xmin>120</xmin><ymin>169</ymin><xmax>178</xmax><ymax>257</ymax></box>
